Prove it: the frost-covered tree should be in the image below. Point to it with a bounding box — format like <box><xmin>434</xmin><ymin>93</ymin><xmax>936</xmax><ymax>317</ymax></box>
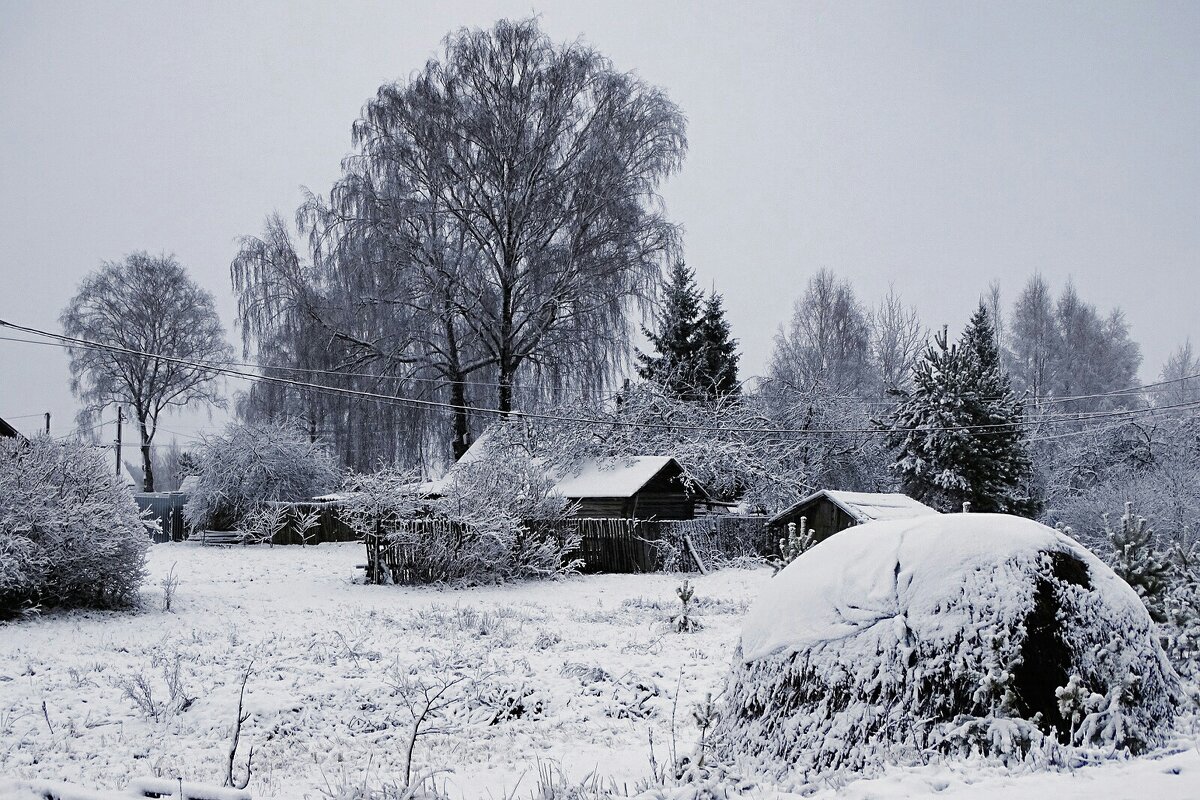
<box><xmin>983</xmin><ymin>280</ymin><xmax>1005</xmax><ymax>352</ymax></box>
<box><xmin>770</xmin><ymin>270</ymin><xmax>874</xmax><ymax>395</ymax></box>
<box><xmin>867</xmin><ymin>286</ymin><xmax>926</xmax><ymax>394</ymax></box>
<box><xmin>0</xmin><ymin>436</ymin><xmax>150</xmax><ymax>615</ymax></box>
<box><xmin>184</xmin><ymin>421</ymin><xmax>341</xmax><ymax>531</ymax></box>
<box><xmin>61</xmin><ymin>253</ymin><xmax>232</xmax><ymax>491</ymax></box>
<box><xmin>234</xmin><ymin>19</ymin><xmax>686</xmax><ymax>462</ymax></box>
<box><xmin>1007</xmin><ymin>274</ymin><xmax>1058</xmax><ymax>405</ymax></box>
<box><xmin>436</xmin><ymin>449</ymin><xmax>578</xmax><ymax>580</ymax></box>
<box><xmin>354</xmin><ymin>452</ymin><xmax>578</xmax><ymax>584</ymax></box>
<box><xmin>1006</xmin><ymin>276</ymin><xmax>1141</xmax><ymax>411</ymax></box>
<box><xmin>1037</xmin><ymin>408</ymin><xmax>1200</xmax><ymax>552</ymax></box>
<box><xmin>884</xmin><ymin>306</ymin><xmax>1037</xmax><ymax>515</ymax></box>
<box><xmin>1159</xmin><ymin>340</ymin><xmax>1200</xmax><ymax>407</ymax></box>
<box><xmin>1163</xmin><ymin>543</ymin><xmax>1200</xmax><ymax>679</ymax></box>
<box><xmin>1051</xmin><ymin>282</ymin><xmax>1141</xmax><ymax>410</ymax></box>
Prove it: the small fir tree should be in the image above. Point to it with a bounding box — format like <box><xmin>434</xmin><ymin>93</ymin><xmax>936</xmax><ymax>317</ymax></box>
<box><xmin>883</xmin><ymin>305</ymin><xmax>1038</xmax><ymax>515</ymax></box>
<box><xmin>1106</xmin><ymin>501</ymin><xmax>1173</xmax><ymax>622</ymax></box>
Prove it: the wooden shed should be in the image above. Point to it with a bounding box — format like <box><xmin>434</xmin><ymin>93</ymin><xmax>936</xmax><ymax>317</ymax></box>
<box><xmin>0</xmin><ymin>416</ymin><xmax>26</xmax><ymax>440</ymax></box>
<box><xmin>552</xmin><ymin>456</ymin><xmax>708</xmax><ymax>520</ymax></box>
<box><xmin>768</xmin><ymin>489</ymin><xmax>939</xmax><ymax>544</ymax></box>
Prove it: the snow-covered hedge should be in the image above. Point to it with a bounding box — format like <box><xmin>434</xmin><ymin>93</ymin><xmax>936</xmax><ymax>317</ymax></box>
<box><xmin>0</xmin><ymin>436</ymin><xmax>150</xmax><ymax>616</ymax></box>
<box><xmin>715</xmin><ymin>514</ymin><xmax>1181</xmax><ymax>781</ymax></box>
<box><xmin>183</xmin><ymin>421</ymin><xmax>340</xmax><ymax>531</ymax></box>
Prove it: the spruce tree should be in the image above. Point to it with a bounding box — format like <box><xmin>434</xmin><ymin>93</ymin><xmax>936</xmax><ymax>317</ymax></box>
<box><xmin>698</xmin><ymin>291</ymin><xmax>741</xmax><ymax>398</ymax></box>
<box><xmin>637</xmin><ymin>261</ymin><xmax>707</xmax><ymax>399</ymax></box>
<box><xmin>1106</xmin><ymin>502</ymin><xmax>1173</xmax><ymax>622</ymax></box>
<box><xmin>883</xmin><ymin>305</ymin><xmax>1038</xmax><ymax>515</ymax></box>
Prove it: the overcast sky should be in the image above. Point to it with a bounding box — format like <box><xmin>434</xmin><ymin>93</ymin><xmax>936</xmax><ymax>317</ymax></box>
<box><xmin>1</xmin><ymin>0</ymin><xmax>1198</xmax><ymax>443</ymax></box>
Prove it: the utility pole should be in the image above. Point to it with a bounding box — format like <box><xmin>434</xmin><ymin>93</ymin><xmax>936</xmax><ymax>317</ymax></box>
<box><xmin>115</xmin><ymin>406</ymin><xmax>123</xmax><ymax>477</ymax></box>
<box><xmin>44</xmin><ymin>412</ymin><xmax>50</xmax><ymax>434</ymax></box>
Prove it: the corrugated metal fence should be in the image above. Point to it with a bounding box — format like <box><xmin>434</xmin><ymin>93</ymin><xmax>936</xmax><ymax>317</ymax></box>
<box><xmin>134</xmin><ymin>493</ymin><xmax>187</xmax><ymax>543</ymax></box>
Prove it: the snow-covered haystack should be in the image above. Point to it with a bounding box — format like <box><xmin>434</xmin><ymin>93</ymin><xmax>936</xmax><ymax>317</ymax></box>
<box><xmin>716</xmin><ymin>514</ymin><xmax>1181</xmax><ymax>780</ymax></box>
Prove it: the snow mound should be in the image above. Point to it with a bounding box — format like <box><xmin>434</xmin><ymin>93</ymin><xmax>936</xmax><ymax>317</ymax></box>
<box><xmin>717</xmin><ymin>513</ymin><xmax>1181</xmax><ymax>780</ymax></box>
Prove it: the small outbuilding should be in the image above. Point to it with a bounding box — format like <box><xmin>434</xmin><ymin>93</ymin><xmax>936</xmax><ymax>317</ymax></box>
<box><xmin>768</xmin><ymin>489</ymin><xmax>938</xmax><ymax>543</ymax></box>
<box><xmin>0</xmin><ymin>416</ymin><xmax>26</xmax><ymax>441</ymax></box>
<box><xmin>554</xmin><ymin>456</ymin><xmax>708</xmax><ymax>520</ymax></box>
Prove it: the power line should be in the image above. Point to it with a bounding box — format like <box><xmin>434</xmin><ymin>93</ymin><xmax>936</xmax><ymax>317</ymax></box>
<box><xmin>12</xmin><ymin>330</ymin><xmax>1197</xmax><ymax>410</ymax></box>
<box><xmin>0</xmin><ymin>333</ymin><xmax>622</xmax><ymax>400</ymax></box>
<box><xmin>5</xmin><ymin>317</ymin><xmax>1200</xmax><ymax>440</ymax></box>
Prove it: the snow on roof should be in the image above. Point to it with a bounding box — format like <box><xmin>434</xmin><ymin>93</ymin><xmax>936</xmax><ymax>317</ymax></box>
<box><xmin>739</xmin><ymin>513</ymin><xmax>1146</xmax><ymax>663</ymax></box>
<box><xmin>551</xmin><ymin>455</ymin><xmax>678</xmax><ymax>499</ymax></box>
<box><xmin>430</xmin><ymin>428</ymin><xmax>704</xmax><ymax>500</ymax></box>
<box><xmin>770</xmin><ymin>489</ymin><xmax>939</xmax><ymax>526</ymax></box>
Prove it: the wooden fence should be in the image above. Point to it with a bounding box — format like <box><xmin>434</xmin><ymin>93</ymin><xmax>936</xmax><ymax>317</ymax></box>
<box><xmin>365</xmin><ymin>514</ymin><xmax>772</xmax><ymax>583</ymax></box>
<box><xmin>136</xmin><ymin>496</ymin><xmax>356</xmax><ymax>545</ymax></box>
<box><xmin>261</xmin><ymin>501</ymin><xmax>357</xmax><ymax>545</ymax></box>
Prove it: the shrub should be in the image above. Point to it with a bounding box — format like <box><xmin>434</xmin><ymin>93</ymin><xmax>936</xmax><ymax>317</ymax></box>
<box><xmin>358</xmin><ymin>452</ymin><xmax>579</xmax><ymax>585</ymax></box>
<box><xmin>0</xmin><ymin>436</ymin><xmax>150</xmax><ymax>615</ymax></box>
<box><xmin>183</xmin><ymin>421</ymin><xmax>340</xmax><ymax>531</ymax></box>
<box><xmin>717</xmin><ymin>515</ymin><xmax>1180</xmax><ymax>780</ymax></box>
<box><xmin>432</xmin><ymin>448</ymin><xmax>579</xmax><ymax>582</ymax></box>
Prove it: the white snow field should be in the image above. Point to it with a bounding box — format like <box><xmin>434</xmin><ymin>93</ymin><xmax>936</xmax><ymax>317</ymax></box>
<box><xmin>0</xmin><ymin>540</ymin><xmax>1197</xmax><ymax>799</ymax></box>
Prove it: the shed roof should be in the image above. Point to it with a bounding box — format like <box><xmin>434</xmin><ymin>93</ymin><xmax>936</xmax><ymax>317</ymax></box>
<box><xmin>0</xmin><ymin>416</ymin><xmax>26</xmax><ymax>440</ymax></box>
<box><xmin>553</xmin><ymin>456</ymin><xmax>687</xmax><ymax>499</ymax></box>
<box><xmin>428</xmin><ymin>430</ymin><xmax>709</xmax><ymax>502</ymax></box>
<box><xmin>770</xmin><ymin>489</ymin><xmax>939</xmax><ymax>527</ymax></box>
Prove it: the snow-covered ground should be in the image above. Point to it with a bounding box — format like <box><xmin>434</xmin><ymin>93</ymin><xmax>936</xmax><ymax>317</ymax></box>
<box><xmin>1</xmin><ymin>542</ymin><xmax>1197</xmax><ymax>799</ymax></box>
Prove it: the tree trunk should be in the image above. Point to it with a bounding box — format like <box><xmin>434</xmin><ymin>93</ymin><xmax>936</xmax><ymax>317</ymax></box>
<box><xmin>497</xmin><ymin>365</ymin><xmax>514</xmax><ymax>415</ymax></box>
<box><xmin>450</xmin><ymin>377</ymin><xmax>471</xmax><ymax>460</ymax></box>
<box><xmin>498</xmin><ymin>278</ymin><xmax>515</xmax><ymax>414</ymax></box>
<box><xmin>139</xmin><ymin>416</ymin><xmax>154</xmax><ymax>492</ymax></box>
<box><xmin>442</xmin><ymin>304</ymin><xmax>473</xmax><ymax>459</ymax></box>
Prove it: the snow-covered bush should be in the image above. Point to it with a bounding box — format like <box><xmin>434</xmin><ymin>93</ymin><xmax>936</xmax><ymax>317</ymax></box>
<box><xmin>0</xmin><ymin>435</ymin><xmax>150</xmax><ymax>616</ymax></box>
<box><xmin>773</xmin><ymin>518</ymin><xmax>815</xmax><ymax>573</ymax></box>
<box><xmin>351</xmin><ymin>452</ymin><xmax>578</xmax><ymax>584</ymax></box>
<box><xmin>1059</xmin><ymin>502</ymin><xmax>1200</xmax><ymax>679</ymax></box>
<box><xmin>183</xmin><ymin>421</ymin><xmax>340</xmax><ymax>531</ymax></box>
<box><xmin>714</xmin><ymin>514</ymin><xmax>1180</xmax><ymax>781</ymax></box>
<box><xmin>1163</xmin><ymin>542</ymin><xmax>1200</xmax><ymax>679</ymax></box>
<box><xmin>431</xmin><ymin>448</ymin><xmax>579</xmax><ymax>582</ymax></box>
